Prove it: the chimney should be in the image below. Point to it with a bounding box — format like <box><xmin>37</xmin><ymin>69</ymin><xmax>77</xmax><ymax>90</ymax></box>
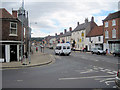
<box><xmin>85</xmin><ymin>18</ymin><xmax>88</xmax><ymax>23</ymax></box>
<box><xmin>12</xmin><ymin>10</ymin><xmax>17</xmax><ymax>18</ymax></box>
<box><xmin>60</xmin><ymin>32</ymin><xmax>63</xmax><ymax>35</ymax></box>
<box><xmin>64</xmin><ymin>29</ymin><xmax>67</xmax><ymax>34</ymax></box>
<box><xmin>91</xmin><ymin>16</ymin><xmax>94</xmax><ymax>22</ymax></box>
<box><xmin>77</xmin><ymin>22</ymin><xmax>79</xmax><ymax>26</ymax></box>
<box><xmin>55</xmin><ymin>33</ymin><xmax>57</xmax><ymax>36</ymax></box>
<box><xmin>69</xmin><ymin>27</ymin><xmax>72</xmax><ymax>32</ymax></box>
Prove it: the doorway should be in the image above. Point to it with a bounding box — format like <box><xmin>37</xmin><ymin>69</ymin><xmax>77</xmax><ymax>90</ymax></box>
<box><xmin>10</xmin><ymin>45</ymin><xmax>17</xmax><ymax>62</ymax></box>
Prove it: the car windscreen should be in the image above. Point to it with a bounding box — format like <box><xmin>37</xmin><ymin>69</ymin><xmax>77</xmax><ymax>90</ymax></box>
<box><xmin>67</xmin><ymin>46</ymin><xmax>70</xmax><ymax>49</ymax></box>
<box><xmin>56</xmin><ymin>46</ymin><xmax>61</xmax><ymax>50</ymax></box>
<box><xmin>63</xmin><ymin>46</ymin><xmax>66</xmax><ymax>49</ymax></box>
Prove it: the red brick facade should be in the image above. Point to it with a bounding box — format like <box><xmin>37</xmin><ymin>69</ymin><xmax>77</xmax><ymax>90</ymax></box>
<box><xmin>103</xmin><ymin>18</ymin><xmax>120</xmax><ymax>43</ymax></box>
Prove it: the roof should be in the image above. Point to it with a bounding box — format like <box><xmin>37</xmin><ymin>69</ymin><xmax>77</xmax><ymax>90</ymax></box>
<box><xmin>72</xmin><ymin>22</ymin><xmax>90</xmax><ymax>32</ymax></box>
<box><xmin>60</xmin><ymin>31</ymin><xmax>72</xmax><ymax>37</ymax></box>
<box><xmin>0</xmin><ymin>8</ymin><xmax>15</xmax><ymax>19</ymax></box>
<box><xmin>103</xmin><ymin>11</ymin><xmax>120</xmax><ymax>21</ymax></box>
<box><xmin>87</xmin><ymin>25</ymin><xmax>103</xmax><ymax>37</ymax></box>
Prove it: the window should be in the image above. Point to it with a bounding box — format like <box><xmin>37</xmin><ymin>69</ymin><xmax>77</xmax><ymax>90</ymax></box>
<box><xmin>56</xmin><ymin>46</ymin><xmax>61</xmax><ymax>50</ymax></box>
<box><xmin>10</xmin><ymin>22</ymin><xmax>17</xmax><ymax>36</ymax></box>
<box><xmin>105</xmin><ymin>30</ymin><xmax>109</xmax><ymax>39</ymax></box>
<box><xmin>105</xmin><ymin>22</ymin><xmax>108</xmax><ymax>27</ymax></box>
<box><xmin>112</xmin><ymin>29</ymin><xmax>116</xmax><ymax>38</ymax></box>
<box><xmin>67</xmin><ymin>46</ymin><xmax>70</xmax><ymax>49</ymax></box>
<box><xmin>98</xmin><ymin>36</ymin><xmax>101</xmax><ymax>41</ymax></box>
<box><xmin>63</xmin><ymin>46</ymin><xmax>66</xmax><ymax>49</ymax></box>
<box><xmin>112</xmin><ymin>20</ymin><xmax>116</xmax><ymax>26</ymax></box>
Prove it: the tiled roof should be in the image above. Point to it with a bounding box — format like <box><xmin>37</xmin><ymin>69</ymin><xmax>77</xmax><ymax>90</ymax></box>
<box><xmin>103</xmin><ymin>11</ymin><xmax>120</xmax><ymax>21</ymax></box>
<box><xmin>72</xmin><ymin>22</ymin><xmax>90</xmax><ymax>32</ymax></box>
<box><xmin>87</xmin><ymin>25</ymin><xmax>103</xmax><ymax>37</ymax></box>
<box><xmin>0</xmin><ymin>8</ymin><xmax>15</xmax><ymax>19</ymax></box>
<box><xmin>60</xmin><ymin>31</ymin><xmax>72</xmax><ymax>37</ymax></box>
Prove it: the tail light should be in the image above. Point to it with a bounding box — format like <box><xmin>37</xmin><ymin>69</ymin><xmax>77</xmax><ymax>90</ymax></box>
<box><xmin>117</xmin><ymin>70</ymin><xmax>120</xmax><ymax>77</ymax></box>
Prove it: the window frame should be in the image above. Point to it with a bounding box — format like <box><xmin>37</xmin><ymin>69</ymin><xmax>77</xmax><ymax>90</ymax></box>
<box><xmin>112</xmin><ymin>20</ymin><xmax>116</xmax><ymax>26</ymax></box>
<box><xmin>105</xmin><ymin>22</ymin><xmax>108</xmax><ymax>27</ymax></box>
<box><xmin>112</xmin><ymin>29</ymin><xmax>116</xmax><ymax>38</ymax></box>
<box><xmin>105</xmin><ymin>30</ymin><xmax>109</xmax><ymax>39</ymax></box>
<box><xmin>9</xmin><ymin>22</ymin><xmax>17</xmax><ymax>36</ymax></box>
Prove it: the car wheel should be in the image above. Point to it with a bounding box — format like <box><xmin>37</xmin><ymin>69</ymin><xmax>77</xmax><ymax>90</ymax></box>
<box><xmin>97</xmin><ymin>52</ymin><xmax>100</xmax><ymax>55</ymax></box>
<box><xmin>92</xmin><ymin>52</ymin><xmax>94</xmax><ymax>54</ymax></box>
<box><xmin>59</xmin><ymin>53</ymin><xmax>61</xmax><ymax>56</ymax></box>
<box><xmin>113</xmin><ymin>54</ymin><xmax>116</xmax><ymax>57</ymax></box>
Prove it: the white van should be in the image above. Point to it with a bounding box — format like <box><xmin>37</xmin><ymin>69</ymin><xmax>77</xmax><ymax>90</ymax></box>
<box><xmin>54</xmin><ymin>43</ymin><xmax>71</xmax><ymax>56</ymax></box>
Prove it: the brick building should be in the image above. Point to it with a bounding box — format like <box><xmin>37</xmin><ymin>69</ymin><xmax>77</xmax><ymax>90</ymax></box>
<box><xmin>103</xmin><ymin>10</ymin><xmax>120</xmax><ymax>53</ymax></box>
<box><xmin>0</xmin><ymin>8</ymin><xmax>23</xmax><ymax>62</ymax></box>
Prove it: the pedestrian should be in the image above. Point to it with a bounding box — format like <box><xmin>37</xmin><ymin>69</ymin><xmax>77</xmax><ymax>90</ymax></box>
<box><xmin>36</xmin><ymin>47</ymin><xmax>38</xmax><ymax>52</ymax></box>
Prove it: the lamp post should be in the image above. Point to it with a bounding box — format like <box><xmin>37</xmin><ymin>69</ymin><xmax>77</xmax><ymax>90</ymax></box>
<box><xmin>28</xmin><ymin>22</ymin><xmax>37</xmax><ymax>64</ymax></box>
<box><xmin>21</xmin><ymin>0</ymin><xmax>24</xmax><ymax>62</ymax></box>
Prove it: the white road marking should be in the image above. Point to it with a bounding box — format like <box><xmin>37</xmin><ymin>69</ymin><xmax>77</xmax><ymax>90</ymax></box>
<box><xmin>59</xmin><ymin>75</ymin><xmax>116</xmax><ymax>80</ymax></box>
<box><xmin>113</xmin><ymin>86</ymin><xmax>117</xmax><ymax>88</ymax></box>
<box><xmin>17</xmin><ymin>80</ymin><xmax>23</xmax><ymax>82</ymax></box>
<box><xmin>99</xmin><ymin>78</ymin><xmax>115</xmax><ymax>82</ymax></box>
<box><xmin>105</xmin><ymin>81</ymin><xmax>115</xmax><ymax>85</ymax></box>
<box><xmin>107</xmin><ymin>72</ymin><xmax>115</xmax><ymax>74</ymax></box>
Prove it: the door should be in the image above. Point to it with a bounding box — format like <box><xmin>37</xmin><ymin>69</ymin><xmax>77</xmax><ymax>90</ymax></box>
<box><xmin>10</xmin><ymin>45</ymin><xmax>17</xmax><ymax>61</ymax></box>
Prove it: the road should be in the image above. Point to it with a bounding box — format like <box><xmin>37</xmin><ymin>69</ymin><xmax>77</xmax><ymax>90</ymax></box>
<box><xmin>2</xmin><ymin>48</ymin><xmax>119</xmax><ymax>89</ymax></box>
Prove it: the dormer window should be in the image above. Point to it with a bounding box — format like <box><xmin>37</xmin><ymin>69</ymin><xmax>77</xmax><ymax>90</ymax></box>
<box><xmin>112</xmin><ymin>20</ymin><xmax>116</xmax><ymax>26</ymax></box>
<box><xmin>105</xmin><ymin>22</ymin><xmax>108</xmax><ymax>27</ymax></box>
<box><xmin>9</xmin><ymin>22</ymin><xmax>17</xmax><ymax>36</ymax></box>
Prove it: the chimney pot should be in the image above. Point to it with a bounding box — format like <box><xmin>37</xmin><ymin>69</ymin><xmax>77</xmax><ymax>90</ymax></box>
<box><xmin>12</xmin><ymin>10</ymin><xmax>17</xmax><ymax>18</ymax></box>
<box><xmin>64</xmin><ymin>29</ymin><xmax>67</xmax><ymax>34</ymax></box>
<box><xmin>69</xmin><ymin>27</ymin><xmax>72</xmax><ymax>32</ymax></box>
<box><xmin>77</xmin><ymin>22</ymin><xmax>79</xmax><ymax>26</ymax></box>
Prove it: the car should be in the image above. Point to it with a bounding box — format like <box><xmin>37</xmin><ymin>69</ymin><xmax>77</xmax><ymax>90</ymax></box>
<box><xmin>113</xmin><ymin>49</ymin><xmax>120</xmax><ymax>57</ymax></box>
<box><xmin>54</xmin><ymin>43</ymin><xmax>71</xmax><ymax>56</ymax></box>
<box><xmin>115</xmin><ymin>69</ymin><xmax>120</xmax><ymax>89</ymax></box>
<box><xmin>49</xmin><ymin>45</ymin><xmax>53</xmax><ymax>49</ymax></box>
<box><xmin>91</xmin><ymin>48</ymin><xmax>106</xmax><ymax>55</ymax></box>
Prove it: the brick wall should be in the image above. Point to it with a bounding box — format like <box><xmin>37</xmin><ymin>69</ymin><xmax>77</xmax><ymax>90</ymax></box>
<box><xmin>2</xmin><ymin>19</ymin><xmax>23</xmax><ymax>41</ymax></box>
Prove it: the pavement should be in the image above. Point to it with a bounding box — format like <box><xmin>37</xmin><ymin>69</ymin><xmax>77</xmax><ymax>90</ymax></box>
<box><xmin>1</xmin><ymin>51</ymin><xmax>55</xmax><ymax>69</ymax></box>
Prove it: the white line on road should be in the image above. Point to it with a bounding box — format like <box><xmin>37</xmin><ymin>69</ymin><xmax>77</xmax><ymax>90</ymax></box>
<box><xmin>59</xmin><ymin>75</ymin><xmax>116</xmax><ymax>80</ymax></box>
<box><xmin>105</xmin><ymin>80</ymin><xmax>115</xmax><ymax>85</ymax></box>
<box><xmin>99</xmin><ymin>78</ymin><xmax>115</xmax><ymax>82</ymax></box>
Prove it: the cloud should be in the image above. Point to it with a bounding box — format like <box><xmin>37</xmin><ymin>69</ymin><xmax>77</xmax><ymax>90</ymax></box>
<box><xmin>1</xmin><ymin>0</ymin><xmax>120</xmax><ymax>37</ymax></box>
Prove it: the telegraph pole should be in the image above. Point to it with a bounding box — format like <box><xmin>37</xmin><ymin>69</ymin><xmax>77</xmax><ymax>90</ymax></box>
<box><xmin>21</xmin><ymin>0</ymin><xmax>24</xmax><ymax>62</ymax></box>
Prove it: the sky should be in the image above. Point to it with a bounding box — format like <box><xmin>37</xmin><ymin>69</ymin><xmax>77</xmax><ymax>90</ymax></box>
<box><xmin>1</xmin><ymin>0</ymin><xmax>120</xmax><ymax>37</ymax></box>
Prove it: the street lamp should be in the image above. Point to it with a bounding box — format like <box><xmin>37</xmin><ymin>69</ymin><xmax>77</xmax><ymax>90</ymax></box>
<box><xmin>28</xmin><ymin>22</ymin><xmax>37</xmax><ymax>64</ymax></box>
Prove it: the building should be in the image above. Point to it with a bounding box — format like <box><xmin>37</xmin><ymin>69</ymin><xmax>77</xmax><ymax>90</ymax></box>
<box><xmin>60</xmin><ymin>27</ymin><xmax>72</xmax><ymax>44</ymax></box>
<box><xmin>103</xmin><ymin>10</ymin><xmax>120</xmax><ymax>53</ymax></box>
<box><xmin>86</xmin><ymin>25</ymin><xmax>104</xmax><ymax>51</ymax></box>
<box><xmin>71</xmin><ymin>17</ymin><xmax>97</xmax><ymax>50</ymax></box>
<box><xmin>0</xmin><ymin>8</ymin><xmax>23</xmax><ymax>62</ymax></box>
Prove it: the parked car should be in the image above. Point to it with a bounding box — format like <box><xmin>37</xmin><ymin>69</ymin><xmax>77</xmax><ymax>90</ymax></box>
<box><xmin>91</xmin><ymin>48</ymin><xmax>106</xmax><ymax>55</ymax></box>
<box><xmin>115</xmin><ymin>69</ymin><xmax>120</xmax><ymax>89</ymax></box>
<box><xmin>54</xmin><ymin>43</ymin><xmax>71</xmax><ymax>56</ymax></box>
<box><xmin>49</xmin><ymin>45</ymin><xmax>53</xmax><ymax>49</ymax></box>
<box><xmin>113</xmin><ymin>49</ymin><xmax>120</xmax><ymax>57</ymax></box>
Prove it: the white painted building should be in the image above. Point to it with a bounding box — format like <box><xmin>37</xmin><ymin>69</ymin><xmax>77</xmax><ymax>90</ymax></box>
<box><xmin>71</xmin><ymin>17</ymin><xmax>97</xmax><ymax>51</ymax></box>
<box><xmin>86</xmin><ymin>25</ymin><xmax>104</xmax><ymax>51</ymax></box>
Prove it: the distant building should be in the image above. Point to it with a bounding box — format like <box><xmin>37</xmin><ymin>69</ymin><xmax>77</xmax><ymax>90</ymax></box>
<box><xmin>71</xmin><ymin>17</ymin><xmax>97</xmax><ymax>51</ymax></box>
<box><xmin>86</xmin><ymin>25</ymin><xmax>104</xmax><ymax>51</ymax></box>
<box><xmin>103</xmin><ymin>11</ymin><xmax>120</xmax><ymax>53</ymax></box>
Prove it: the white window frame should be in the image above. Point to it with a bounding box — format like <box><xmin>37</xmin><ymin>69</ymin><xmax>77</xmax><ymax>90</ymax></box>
<box><xmin>112</xmin><ymin>20</ymin><xmax>116</xmax><ymax>26</ymax></box>
<box><xmin>112</xmin><ymin>29</ymin><xmax>116</xmax><ymax>38</ymax></box>
<box><xmin>105</xmin><ymin>22</ymin><xmax>108</xmax><ymax>27</ymax></box>
<box><xmin>9</xmin><ymin>22</ymin><xmax>17</xmax><ymax>36</ymax></box>
<box><xmin>105</xmin><ymin>30</ymin><xmax>109</xmax><ymax>39</ymax></box>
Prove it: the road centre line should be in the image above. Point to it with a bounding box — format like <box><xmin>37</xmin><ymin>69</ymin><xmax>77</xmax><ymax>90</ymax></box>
<box><xmin>59</xmin><ymin>75</ymin><xmax>116</xmax><ymax>80</ymax></box>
